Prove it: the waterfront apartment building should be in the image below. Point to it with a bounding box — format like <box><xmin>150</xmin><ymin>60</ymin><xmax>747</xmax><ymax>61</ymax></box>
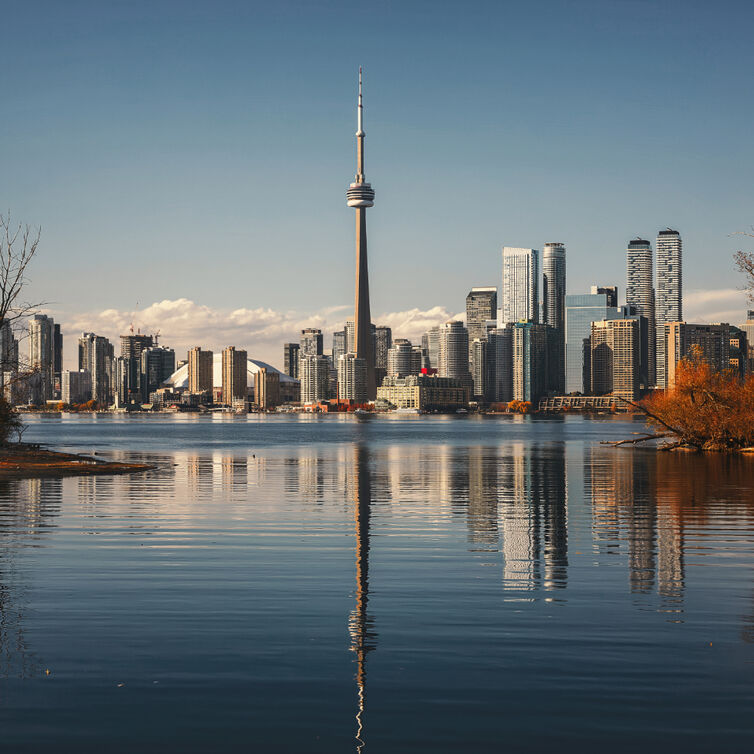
<box><xmin>337</xmin><ymin>353</ymin><xmax>368</xmax><ymax>403</ymax></box>
<box><xmin>62</xmin><ymin>369</ymin><xmax>92</xmax><ymax>405</ymax></box>
<box><xmin>502</xmin><ymin>247</ymin><xmax>539</xmax><ymax>324</ymax></box>
<box><xmin>141</xmin><ymin>347</ymin><xmax>176</xmax><ymax>402</ymax></box>
<box><xmin>29</xmin><ymin>314</ymin><xmax>56</xmax><ymax>403</ymax></box>
<box><xmin>486</xmin><ymin>326</ymin><xmax>513</xmax><ymax>403</ymax></box>
<box><xmin>512</xmin><ymin>322</ymin><xmax>548</xmax><ymax>403</ymax></box>
<box><xmin>728</xmin><ymin>326</ymin><xmax>749</xmax><ymax>379</ymax></box>
<box><xmin>626</xmin><ymin>238</ymin><xmax>656</xmax><ymax>386</ymax></box>
<box><xmin>387</xmin><ymin>339</ymin><xmax>414</xmax><ymax>378</ymax></box>
<box><xmin>0</xmin><ymin>321</ymin><xmax>19</xmax><ymax>402</ymax></box>
<box><xmin>254</xmin><ymin>367</ymin><xmax>281</xmax><ymax>409</ymax></box>
<box><xmin>665</xmin><ymin>322</ymin><xmax>730</xmax><ymax>389</ymax></box>
<box><xmin>221</xmin><ymin>347</ymin><xmax>247</xmax><ymax>407</ymax></box>
<box><xmin>590</xmin><ymin>318</ymin><xmax>641</xmax><ymax>401</ymax></box>
<box><xmin>438</xmin><ymin>321</ymin><xmax>471</xmax><ymax>380</ymax></box>
<box><xmin>471</xmin><ymin>338</ymin><xmax>487</xmax><ymax>400</ymax></box>
<box><xmin>79</xmin><ymin>333</ymin><xmax>115</xmax><ymax>404</ymax></box>
<box><xmin>466</xmin><ymin>287</ymin><xmax>498</xmax><ymax>351</ymax></box>
<box><xmin>740</xmin><ymin>311</ymin><xmax>754</xmax><ymax>373</ymax></box>
<box><xmin>300</xmin><ymin>354</ymin><xmax>330</xmax><ymax>403</ymax></box>
<box><xmin>655</xmin><ymin>230</ymin><xmax>683</xmax><ymax>388</ymax></box>
<box><xmin>331</xmin><ymin>331</ymin><xmax>346</xmax><ymax>367</ymax></box>
<box><xmin>377</xmin><ymin>375</ymin><xmax>469</xmax><ymax>411</ymax></box>
<box><xmin>283</xmin><ymin>343</ymin><xmax>300</xmax><ymax>379</ymax></box>
<box><xmin>120</xmin><ymin>333</ymin><xmax>153</xmax><ymax>401</ymax></box>
<box><xmin>543</xmin><ymin>243</ymin><xmax>566</xmax><ymax>393</ymax></box>
<box><xmin>374</xmin><ymin>325</ymin><xmax>392</xmax><ymax>370</ymax></box>
<box><xmin>53</xmin><ymin>323</ymin><xmax>63</xmax><ymax>399</ymax></box>
<box><xmin>300</xmin><ymin>328</ymin><xmax>323</xmax><ymax>357</ymax></box>
<box><xmin>423</xmin><ymin>327</ymin><xmax>440</xmax><ymax>370</ymax></box>
<box><xmin>188</xmin><ymin>347</ymin><xmax>214</xmax><ymax>394</ymax></box>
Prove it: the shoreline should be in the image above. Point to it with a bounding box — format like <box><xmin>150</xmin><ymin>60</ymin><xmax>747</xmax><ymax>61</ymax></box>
<box><xmin>0</xmin><ymin>443</ymin><xmax>156</xmax><ymax>480</ymax></box>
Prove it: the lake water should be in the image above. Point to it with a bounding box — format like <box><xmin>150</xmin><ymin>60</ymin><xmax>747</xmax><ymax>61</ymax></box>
<box><xmin>1</xmin><ymin>413</ymin><xmax>753</xmax><ymax>752</ymax></box>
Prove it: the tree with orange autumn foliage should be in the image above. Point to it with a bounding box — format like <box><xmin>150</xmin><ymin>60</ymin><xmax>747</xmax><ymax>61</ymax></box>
<box><xmin>631</xmin><ymin>346</ymin><xmax>754</xmax><ymax>451</ymax></box>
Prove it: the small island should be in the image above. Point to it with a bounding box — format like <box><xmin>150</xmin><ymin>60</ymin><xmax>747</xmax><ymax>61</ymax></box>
<box><xmin>0</xmin><ymin>442</ymin><xmax>154</xmax><ymax>480</ymax></box>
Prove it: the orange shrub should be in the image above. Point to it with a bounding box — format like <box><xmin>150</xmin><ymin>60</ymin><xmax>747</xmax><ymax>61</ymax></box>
<box><xmin>642</xmin><ymin>347</ymin><xmax>754</xmax><ymax>450</ymax></box>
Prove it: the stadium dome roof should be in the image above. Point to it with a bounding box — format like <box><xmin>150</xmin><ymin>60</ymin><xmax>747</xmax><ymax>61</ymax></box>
<box><xmin>164</xmin><ymin>354</ymin><xmax>296</xmax><ymax>389</ymax></box>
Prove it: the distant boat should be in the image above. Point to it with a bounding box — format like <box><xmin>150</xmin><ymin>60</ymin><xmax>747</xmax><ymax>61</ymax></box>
<box><xmin>456</xmin><ymin>408</ymin><xmax>468</xmax><ymax>414</ymax></box>
<box><xmin>396</xmin><ymin>408</ymin><xmax>421</xmax><ymax>414</ymax></box>
<box><xmin>353</xmin><ymin>409</ymin><xmax>370</xmax><ymax>416</ymax></box>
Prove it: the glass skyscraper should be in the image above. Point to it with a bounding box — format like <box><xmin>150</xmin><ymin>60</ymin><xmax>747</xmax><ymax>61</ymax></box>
<box><xmin>565</xmin><ymin>293</ymin><xmax>620</xmax><ymax>394</ymax></box>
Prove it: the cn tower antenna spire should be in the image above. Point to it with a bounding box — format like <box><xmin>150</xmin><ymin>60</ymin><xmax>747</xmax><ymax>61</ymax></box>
<box><xmin>356</xmin><ymin>67</ymin><xmax>365</xmax><ymax>181</ymax></box>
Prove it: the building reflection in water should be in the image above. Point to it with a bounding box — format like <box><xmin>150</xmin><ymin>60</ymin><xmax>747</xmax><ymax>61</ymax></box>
<box><xmin>500</xmin><ymin>442</ymin><xmax>568</xmax><ymax>596</ymax></box>
<box><xmin>0</xmin><ymin>478</ymin><xmax>61</xmax><ymax>678</ymax></box>
<box><xmin>587</xmin><ymin>447</ymin><xmax>685</xmax><ymax>614</ymax></box>
<box><xmin>348</xmin><ymin>444</ymin><xmax>377</xmax><ymax>752</ymax></box>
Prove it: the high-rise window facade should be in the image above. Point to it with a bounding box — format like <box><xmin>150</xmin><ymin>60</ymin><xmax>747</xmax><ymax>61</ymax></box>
<box><xmin>466</xmin><ymin>287</ymin><xmax>498</xmax><ymax>351</ymax></box>
<box><xmin>626</xmin><ymin>238</ymin><xmax>656</xmax><ymax>386</ymax></box>
<box><xmin>502</xmin><ymin>247</ymin><xmax>539</xmax><ymax>325</ymax></box>
<box><xmin>543</xmin><ymin>243</ymin><xmax>566</xmax><ymax>392</ymax></box>
<box><xmin>655</xmin><ymin>229</ymin><xmax>682</xmax><ymax>388</ymax></box>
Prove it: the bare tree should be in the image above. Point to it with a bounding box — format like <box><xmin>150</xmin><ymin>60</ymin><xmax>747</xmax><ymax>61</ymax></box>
<box><xmin>0</xmin><ymin>213</ymin><xmax>43</xmax><ymax>328</ymax></box>
<box><xmin>0</xmin><ymin>213</ymin><xmax>44</xmax><ymax>441</ymax></box>
<box><xmin>733</xmin><ymin>230</ymin><xmax>754</xmax><ymax>302</ymax></box>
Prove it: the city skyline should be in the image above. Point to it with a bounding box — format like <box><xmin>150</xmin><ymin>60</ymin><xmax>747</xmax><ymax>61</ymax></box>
<box><xmin>4</xmin><ymin>1</ymin><xmax>753</xmax><ymax>371</ymax></box>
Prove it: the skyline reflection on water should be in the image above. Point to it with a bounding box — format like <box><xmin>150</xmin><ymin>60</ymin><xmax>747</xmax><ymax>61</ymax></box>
<box><xmin>1</xmin><ymin>416</ymin><xmax>753</xmax><ymax>752</ymax></box>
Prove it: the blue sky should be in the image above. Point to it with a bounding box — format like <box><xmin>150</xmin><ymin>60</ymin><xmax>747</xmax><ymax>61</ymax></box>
<box><xmin>4</xmin><ymin>0</ymin><xmax>753</xmax><ymax>367</ymax></box>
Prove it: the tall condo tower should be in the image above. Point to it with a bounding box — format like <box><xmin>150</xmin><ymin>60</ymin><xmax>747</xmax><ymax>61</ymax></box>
<box><xmin>626</xmin><ymin>238</ymin><xmax>656</xmax><ymax>386</ymax></box>
<box><xmin>655</xmin><ymin>229</ymin><xmax>682</xmax><ymax>388</ymax></box>
<box><xmin>347</xmin><ymin>68</ymin><xmax>377</xmax><ymax>399</ymax></box>
<box><xmin>543</xmin><ymin>242</ymin><xmax>566</xmax><ymax>393</ymax></box>
<box><xmin>502</xmin><ymin>247</ymin><xmax>539</xmax><ymax>325</ymax></box>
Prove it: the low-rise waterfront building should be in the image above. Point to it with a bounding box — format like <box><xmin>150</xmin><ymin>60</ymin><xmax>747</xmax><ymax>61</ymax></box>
<box><xmin>377</xmin><ymin>374</ymin><xmax>469</xmax><ymax>411</ymax></box>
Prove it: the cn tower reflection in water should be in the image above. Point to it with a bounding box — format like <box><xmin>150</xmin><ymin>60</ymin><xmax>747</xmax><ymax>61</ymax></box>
<box><xmin>348</xmin><ymin>445</ymin><xmax>376</xmax><ymax>752</ymax></box>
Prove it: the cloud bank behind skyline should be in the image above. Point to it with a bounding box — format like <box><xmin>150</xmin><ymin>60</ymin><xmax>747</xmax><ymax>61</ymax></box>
<box><xmin>54</xmin><ymin>287</ymin><xmax>749</xmax><ymax>373</ymax></box>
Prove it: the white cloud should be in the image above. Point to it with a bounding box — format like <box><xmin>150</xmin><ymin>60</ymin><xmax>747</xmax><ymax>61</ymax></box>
<box><xmin>683</xmin><ymin>288</ymin><xmax>750</xmax><ymax>325</ymax></box>
<box><xmin>58</xmin><ymin>299</ymin><xmax>458</xmax><ymax>370</ymax></box>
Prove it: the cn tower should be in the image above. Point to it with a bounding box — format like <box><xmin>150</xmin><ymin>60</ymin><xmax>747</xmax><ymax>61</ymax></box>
<box><xmin>346</xmin><ymin>68</ymin><xmax>377</xmax><ymax>400</ymax></box>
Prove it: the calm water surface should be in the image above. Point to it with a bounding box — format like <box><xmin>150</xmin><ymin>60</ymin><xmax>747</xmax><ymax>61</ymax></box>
<box><xmin>1</xmin><ymin>414</ymin><xmax>753</xmax><ymax>752</ymax></box>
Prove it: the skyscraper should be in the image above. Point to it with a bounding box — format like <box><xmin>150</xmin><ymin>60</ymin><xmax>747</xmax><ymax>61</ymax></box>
<box><xmin>423</xmin><ymin>327</ymin><xmax>440</xmax><ymax>370</ymax></box>
<box><xmin>466</xmin><ymin>287</ymin><xmax>498</xmax><ymax>351</ymax></box>
<box><xmin>386</xmin><ymin>339</ymin><xmax>414</xmax><ymax>378</ymax></box>
<box><xmin>374</xmin><ymin>326</ymin><xmax>392</xmax><ymax>370</ymax></box>
<box><xmin>486</xmin><ymin>326</ymin><xmax>513</xmax><ymax>403</ymax></box>
<box><xmin>512</xmin><ymin>322</ymin><xmax>548</xmax><ymax>403</ymax></box>
<box><xmin>221</xmin><ymin>347</ymin><xmax>247</xmax><ymax>407</ymax></box>
<box><xmin>347</xmin><ymin>69</ymin><xmax>377</xmax><ymax>400</ymax></box>
<box><xmin>655</xmin><ymin>229</ymin><xmax>682</xmax><ymax>388</ymax></box>
<box><xmin>438</xmin><ymin>321</ymin><xmax>472</xmax><ymax>388</ymax></box>
<box><xmin>626</xmin><ymin>238</ymin><xmax>656</xmax><ymax>386</ymax></box>
<box><xmin>502</xmin><ymin>247</ymin><xmax>539</xmax><ymax>324</ymax></box>
<box><xmin>300</xmin><ymin>354</ymin><xmax>330</xmax><ymax>403</ymax></box>
<box><xmin>53</xmin><ymin>323</ymin><xmax>63</xmax><ymax>399</ymax></box>
<box><xmin>120</xmin><ymin>333</ymin><xmax>153</xmax><ymax>401</ymax></box>
<box><xmin>188</xmin><ymin>347</ymin><xmax>213</xmax><ymax>393</ymax></box>
<box><xmin>79</xmin><ymin>332</ymin><xmax>115</xmax><ymax>404</ymax></box>
<box><xmin>591</xmin><ymin>285</ymin><xmax>618</xmax><ymax>308</ymax></box>
<box><xmin>29</xmin><ymin>314</ymin><xmax>55</xmax><ymax>403</ymax></box>
<box><xmin>283</xmin><ymin>343</ymin><xmax>300</xmax><ymax>379</ymax></box>
<box><xmin>665</xmin><ymin>323</ymin><xmax>730</xmax><ymax>389</ymax></box>
<box><xmin>338</xmin><ymin>353</ymin><xmax>368</xmax><ymax>403</ymax></box>
<box><xmin>470</xmin><ymin>338</ymin><xmax>487</xmax><ymax>399</ymax></box>
<box><xmin>590</xmin><ymin>318</ymin><xmax>641</xmax><ymax>401</ymax></box>
<box><xmin>300</xmin><ymin>328</ymin><xmax>323</xmax><ymax>357</ymax></box>
<box><xmin>543</xmin><ymin>242</ymin><xmax>566</xmax><ymax>392</ymax></box>
<box><xmin>565</xmin><ymin>293</ymin><xmax>620</xmax><ymax>393</ymax></box>
<box><xmin>140</xmin><ymin>347</ymin><xmax>176</xmax><ymax>401</ymax></box>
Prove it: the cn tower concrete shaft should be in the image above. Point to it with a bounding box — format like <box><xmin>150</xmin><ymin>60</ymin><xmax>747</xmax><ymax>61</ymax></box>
<box><xmin>346</xmin><ymin>68</ymin><xmax>377</xmax><ymax>400</ymax></box>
